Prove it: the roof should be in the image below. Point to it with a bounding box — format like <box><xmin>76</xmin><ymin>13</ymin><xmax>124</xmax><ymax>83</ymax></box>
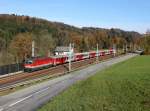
<box><xmin>26</xmin><ymin>56</ymin><xmax>49</xmax><ymax>61</ymax></box>
<box><xmin>55</xmin><ymin>46</ymin><xmax>70</xmax><ymax>52</ymax></box>
<box><xmin>50</xmin><ymin>55</ymin><xmax>68</xmax><ymax>58</ymax></box>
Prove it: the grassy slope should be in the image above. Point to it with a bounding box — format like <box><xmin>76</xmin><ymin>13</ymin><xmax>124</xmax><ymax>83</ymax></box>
<box><xmin>38</xmin><ymin>56</ymin><xmax>150</xmax><ymax>111</ymax></box>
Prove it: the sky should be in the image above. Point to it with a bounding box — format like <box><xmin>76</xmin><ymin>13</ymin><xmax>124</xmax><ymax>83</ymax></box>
<box><xmin>0</xmin><ymin>0</ymin><xmax>150</xmax><ymax>33</ymax></box>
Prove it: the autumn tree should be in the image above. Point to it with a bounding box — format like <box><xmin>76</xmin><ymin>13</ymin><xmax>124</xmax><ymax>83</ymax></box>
<box><xmin>9</xmin><ymin>33</ymin><xmax>33</xmax><ymax>62</ymax></box>
<box><xmin>53</xmin><ymin>30</ymin><xmax>70</xmax><ymax>46</ymax></box>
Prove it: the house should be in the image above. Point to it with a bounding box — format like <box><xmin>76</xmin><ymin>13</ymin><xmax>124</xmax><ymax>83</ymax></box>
<box><xmin>54</xmin><ymin>46</ymin><xmax>74</xmax><ymax>56</ymax></box>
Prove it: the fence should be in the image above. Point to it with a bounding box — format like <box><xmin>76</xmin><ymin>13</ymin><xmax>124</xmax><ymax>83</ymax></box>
<box><xmin>0</xmin><ymin>63</ymin><xmax>24</xmax><ymax>75</ymax></box>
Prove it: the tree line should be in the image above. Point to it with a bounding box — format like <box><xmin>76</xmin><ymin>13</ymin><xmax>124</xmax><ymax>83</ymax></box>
<box><xmin>0</xmin><ymin>14</ymin><xmax>144</xmax><ymax>65</ymax></box>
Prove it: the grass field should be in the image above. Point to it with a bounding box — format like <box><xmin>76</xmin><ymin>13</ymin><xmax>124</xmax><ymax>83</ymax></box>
<box><xmin>38</xmin><ymin>56</ymin><xmax>150</xmax><ymax>111</ymax></box>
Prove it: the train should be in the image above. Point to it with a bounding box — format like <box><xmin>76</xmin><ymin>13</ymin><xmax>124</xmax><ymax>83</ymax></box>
<box><xmin>24</xmin><ymin>49</ymin><xmax>116</xmax><ymax>72</ymax></box>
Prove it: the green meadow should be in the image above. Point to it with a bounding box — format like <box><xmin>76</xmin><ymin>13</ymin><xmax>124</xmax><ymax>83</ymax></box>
<box><xmin>38</xmin><ymin>56</ymin><xmax>150</xmax><ymax>111</ymax></box>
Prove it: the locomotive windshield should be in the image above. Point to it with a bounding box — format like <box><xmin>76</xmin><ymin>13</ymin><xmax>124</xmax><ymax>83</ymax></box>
<box><xmin>25</xmin><ymin>60</ymin><xmax>33</xmax><ymax>64</ymax></box>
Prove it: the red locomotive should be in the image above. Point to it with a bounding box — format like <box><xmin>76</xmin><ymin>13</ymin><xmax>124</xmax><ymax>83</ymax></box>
<box><xmin>24</xmin><ymin>49</ymin><xmax>116</xmax><ymax>72</ymax></box>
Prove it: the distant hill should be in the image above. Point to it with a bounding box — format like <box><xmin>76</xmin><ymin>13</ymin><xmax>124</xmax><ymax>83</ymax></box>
<box><xmin>0</xmin><ymin>14</ymin><xmax>142</xmax><ymax>65</ymax></box>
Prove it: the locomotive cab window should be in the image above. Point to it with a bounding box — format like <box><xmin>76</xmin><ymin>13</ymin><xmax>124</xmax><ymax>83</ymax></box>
<box><xmin>25</xmin><ymin>60</ymin><xmax>33</xmax><ymax>64</ymax></box>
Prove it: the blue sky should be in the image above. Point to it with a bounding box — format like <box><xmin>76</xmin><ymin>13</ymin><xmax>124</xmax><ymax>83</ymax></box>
<box><xmin>0</xmin><ymin>0</ymin><xmax>150</xmax><ymax>33</ymax></box>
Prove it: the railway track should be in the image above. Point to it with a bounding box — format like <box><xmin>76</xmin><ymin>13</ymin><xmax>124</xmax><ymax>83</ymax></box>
<box><xmin>0</xmin><ymin>55</ymin><xmax>113</xmax><ymax>92</ymax></box>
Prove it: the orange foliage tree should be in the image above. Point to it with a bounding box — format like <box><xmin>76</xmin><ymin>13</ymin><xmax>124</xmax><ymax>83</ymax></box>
<box><xmin>9</xmin><ymin>33</ymin><xmax>33</xmax><ymax>62</ymax></box>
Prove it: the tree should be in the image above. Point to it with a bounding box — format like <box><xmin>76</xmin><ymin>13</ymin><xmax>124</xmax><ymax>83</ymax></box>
<box><xmin>9</xmin><ymin>33</ymin><xmax>33</xmax><ymax>62</ymax></box>
<box><xmin>79</xmin><ymin>37</ymin><xmax>86</xmax><ymax>52</ymax></box>
<box><xmin>53</xmin><ymin>30</ymin><xmax>70</xmax><ymax>46</ymax></box>
<box><xmin>34</xmin><ymin>31</ymin><xmax>55</xmax><ymax>56</ymax></box>
<box><xmin>143</xmin><ymin>35</ymin><xmax>150</xmax><ymax>54</ymax></box>
<box><xmin>0</xmin><ymin>37</ymin><xmax>6</xmax><ymax>51</ymax></box>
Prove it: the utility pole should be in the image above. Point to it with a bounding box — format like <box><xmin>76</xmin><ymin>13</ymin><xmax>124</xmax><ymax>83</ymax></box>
<box><xmin>32</xmin><ymin>41</ymin><xmax>35</xmax><ymax>57</ymax></box>
<box><xmin>96</xmin><ymin>43</ymin><xmax>99</xmax><ymax>62</ymax></box>
<box><xmin>113</xmin><ymin>44</ymin><xmax>116</xmax><ymax>56</ymax></box>
<box><xmin>126</xmin><ymin>44</ymin><xmax>128</xmax><ymax>53</ymax></box>
<box><xmin>69</xmin><ymin>43</ymin><xmax>72</xmax><ymax>72</ymax></box>
<box><xmin>123</xmin><ymin>44</ymin><xmax>125</xmax><ymax>53</ymax></box>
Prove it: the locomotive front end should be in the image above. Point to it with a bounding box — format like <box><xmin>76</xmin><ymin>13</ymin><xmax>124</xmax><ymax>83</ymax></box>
<box><xmin>24</xmin><ymin>59</ymin><xmax>34</xmax><ymax>72</ymax></box>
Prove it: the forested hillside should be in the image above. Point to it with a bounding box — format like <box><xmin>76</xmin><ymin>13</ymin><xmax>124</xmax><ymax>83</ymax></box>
<box><xmin>0</xmin><ymin>14</ymin><xmax>142</xmax><ymax>65</ymax></box>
